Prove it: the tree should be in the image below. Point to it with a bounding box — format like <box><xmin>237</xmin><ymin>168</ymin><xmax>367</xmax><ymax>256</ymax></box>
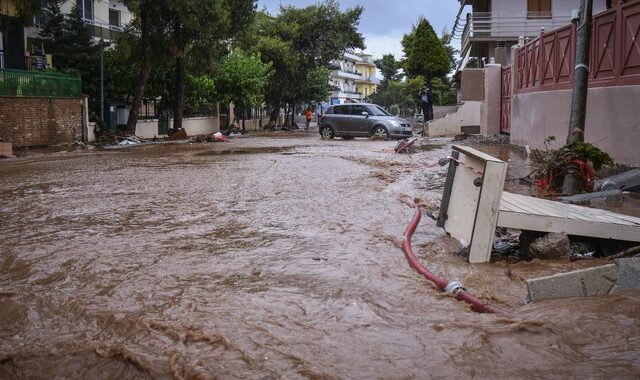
<box><xmin>374</xmin><ymin>54</ymin><xmax>401</xmax><ymax>90</ymax></box>
<box><xmin>440</xmin><ymin>28</ymin><xmax>459</xmax><ymax>72</ymax></box>
<box><xmin>215</xmin><ymin>50</ymin><xmax>272</xmax><ymax>131</ymax></box>
<box><xmin>252</xmin><ymin>1</ymin><xmax>364</xmax><ymax>126</ymax></box>
<box><xmin>165</xmin><ymin>0</ymin><xmax>257</xmax><ymax>131</ymax></box>
<box><xmin>39</xmin><ymin>4</ymin><xmax>101</xmax><ymax>111</ymax></box>
<box><xmin>299</xmin><ymin>67</ymin><xmax>333</xmax><ymax>104</ymax></box>
<box><xmin>14</xmin><ymin>0</ymin><xmax>43</xmax><ymax>23</ymax></box>
<box><xmin>401</xmin><ymin>17</ymin><xmax>451</xmax><ymax>82</ymax></box>
<box><xmin>122</xmin><ymin>0</ymin><xmax>160</xmax><ymax>131</ymax></box>
<box><xmin>375</xmin><ymin>54</ymin><xmax>401</xmax><ymax>81</ymax></box>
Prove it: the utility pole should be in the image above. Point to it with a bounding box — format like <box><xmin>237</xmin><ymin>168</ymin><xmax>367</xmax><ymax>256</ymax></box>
<box><xmin>562</xmin><ymin>0</ymin><xmax>593</xmax><ymax>195</ymax></box>
<box><xmin>100</xmin><ymin>44</ymin><xmax>104</xmax><ymax>125</ymax></box>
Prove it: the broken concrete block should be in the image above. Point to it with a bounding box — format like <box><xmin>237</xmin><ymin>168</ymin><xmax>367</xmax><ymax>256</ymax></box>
<box><xmin>526</xmin><ymin>264</ymin><xmax>618</xmax><ymax>301</ymax></box>
<box><xmin>529</xmin><ymin>233</ymin><xmax>571</xmax><ymax>259</ymax></box>
<box><xmin>615</xmin><ymin>257</ymin><xmax>640</xmax><ymax>290</ymax></box>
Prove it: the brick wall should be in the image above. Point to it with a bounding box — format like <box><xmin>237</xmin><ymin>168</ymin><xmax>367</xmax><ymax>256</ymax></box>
<box><xmin>0</xmin><ymin>97</ymin><xmax>84</xmax><ymax>147</ymax></box>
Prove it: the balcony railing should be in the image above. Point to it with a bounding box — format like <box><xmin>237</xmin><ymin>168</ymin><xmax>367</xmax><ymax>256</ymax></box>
<box><xmin>333</xmin><ymin>70</ymin><xmax>361</xmax><ymax>80</ymax></box>
<box><xmin>0</xmin><ymin>69</ymin><xmax>81</xmax><ymax>98</ymax></box>
<box><xmin>456</xmin><ymin>11</ymin><xmax>573</xmax><ymax>54</ymax></box>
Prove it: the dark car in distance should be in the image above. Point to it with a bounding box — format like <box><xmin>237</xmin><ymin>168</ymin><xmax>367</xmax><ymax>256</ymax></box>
<box><xmin>319</xmin><ymin>103</ymin><xmax>413</xmax><ymax>140</ymax></box>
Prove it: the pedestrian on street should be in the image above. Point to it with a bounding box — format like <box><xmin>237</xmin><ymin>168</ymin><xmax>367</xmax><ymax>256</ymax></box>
<box><xmin>305</xmin><ymin>107</ymin><xmax>313</xmax><ymax>130</ymax></box>
<box><xmin>418</xmin><ymin>85</ymin><xmax>434</xmax><ymax>122</ymax></box>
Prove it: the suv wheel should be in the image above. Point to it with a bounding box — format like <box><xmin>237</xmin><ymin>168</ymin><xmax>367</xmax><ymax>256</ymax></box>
<box><xmin>320</xmin><ymin>126</ymin><xmax>335</xmax><ymax>139</ymax></box>
<box><xmin>372</xmin><ymin>126</ymin><xmax>389</xmax><ymax>139</ymax></box>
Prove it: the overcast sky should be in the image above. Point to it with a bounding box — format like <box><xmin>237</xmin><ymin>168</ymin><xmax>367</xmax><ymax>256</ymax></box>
<box><xmin>256</xmin><ymin>0</ymin><xmax>462</xmax><ymax>60</ymax></box>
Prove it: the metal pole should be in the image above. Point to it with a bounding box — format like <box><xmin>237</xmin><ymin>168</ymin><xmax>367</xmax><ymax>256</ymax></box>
<box><xmin>562</xmin><ymin>0</ymin><xmax>593</xmax><ymax>195</ymax></box>
<box><xmin>100</xmin><ymin>45</ymin><xmax>104</xmax><ymax>123</ymax></box>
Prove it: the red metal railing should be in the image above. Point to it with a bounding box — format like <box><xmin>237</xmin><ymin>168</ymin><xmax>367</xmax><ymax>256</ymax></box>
<box><xmin>515</xmin><ymin>0</ymin><xmax>640</xmax><ymax>93</ymax></box>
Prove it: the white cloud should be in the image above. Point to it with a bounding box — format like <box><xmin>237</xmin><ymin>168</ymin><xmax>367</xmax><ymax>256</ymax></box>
<box><xmin>362</xmin><ymin>33</ymin><xmax>405</xmax><ymax>61</ymax></box>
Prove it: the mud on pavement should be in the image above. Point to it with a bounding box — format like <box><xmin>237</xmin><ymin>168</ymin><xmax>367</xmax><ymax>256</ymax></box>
<box><xmin>1</xmin><ymin>135</ymin><xmax>639</xmax><ymax>378</ymax></box>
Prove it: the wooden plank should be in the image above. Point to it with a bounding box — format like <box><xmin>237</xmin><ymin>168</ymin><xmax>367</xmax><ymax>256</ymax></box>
<box><xmin>501</xmin><ymin>193</ymin><xmax>566</xmax><ymax>218</ymax></box>
<box><xmin>437</xmin><ymin>151</ymin><xmax>459</xmax><ymax>228</ymax></box>
<box><xmin>501</xmin><ymin>192</ymin><xmax>640</xmax><ymax>226</ymax></box>
<box><xmin>498</xmin><ymin>210</ymin><xmax>640</xmax><ymax>242</ymax></box>
<box><xmin>443</xmin><ymin>153</ymin><xmax>483</xmax><ymax>245</ymax></box>
<box><xmin>469</xmin><ymin>160</ymin><xmax>508</xmax><ymax>263</ymax></box>
<box><xmin>452</xmin><ymin>145</ymin><xmax>505</xmax><ymax>163</ymax></box>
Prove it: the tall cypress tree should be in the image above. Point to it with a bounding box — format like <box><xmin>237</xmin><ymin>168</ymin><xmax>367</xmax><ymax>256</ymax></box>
<box><xmin>401</xmin><ymin>17</ymin><xmax>451</xmax><ymax>82</ymax></box>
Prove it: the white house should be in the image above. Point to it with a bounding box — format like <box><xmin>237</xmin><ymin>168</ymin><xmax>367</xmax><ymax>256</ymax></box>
<box><xmin>453</xmin><ymin>0</ymin><xmax>608</xmax><ymax>68</ymax></box>
<box><xmin>329</xmin><ymin>51</ymin><xmax>380</xmax><ymax>104</ymax></box>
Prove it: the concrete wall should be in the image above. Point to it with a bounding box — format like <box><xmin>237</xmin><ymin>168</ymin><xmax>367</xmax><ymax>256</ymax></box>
<box><xmin>428</xmin><ymin>101</ymin><xmax>482</xmax><ymax>137</ymax></box>
<box><xmin>0</xmin><ymin>97</ymin><xmax>84</xmax><ymax>147</ymax></box>
<box><xmin>183</xmin><ymin>116</ymin><xmax>221</xmax><ymax>136</ymax></box>
<box><xmin>481</xmin><ymin>64</ymin><xmax>502</xmax><ymax>135</ymax></box>
<box><xmin>510</xmin><ymin>85</ymin><xmax>640</xmax><ymax>166</ymax></box>
<box><xmin>460</xmin><ymin>69</ymin><xmax>485</xmax><ymax>101</ymax></box>
<box><xmin>134</xmin><ymin>116</ymin><xmax>221</xmax><ymax>139</ymax></box>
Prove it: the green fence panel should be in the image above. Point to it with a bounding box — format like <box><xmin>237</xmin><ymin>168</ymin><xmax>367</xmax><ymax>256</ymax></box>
<box><xmin>0</xmin><ymin>69</ymin><xmax>82</xmax><ymax>98</ymax></box>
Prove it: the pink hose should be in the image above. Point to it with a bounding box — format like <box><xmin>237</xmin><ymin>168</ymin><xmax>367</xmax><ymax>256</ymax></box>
<box><xmin>402</xmin><ymin>206</ymin><xmax>507</xmax><ymax>315</ymax></box>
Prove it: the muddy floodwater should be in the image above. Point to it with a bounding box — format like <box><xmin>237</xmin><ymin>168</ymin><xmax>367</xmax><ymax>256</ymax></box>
<box><xmin>1</xmin><ymin>135</ymin><xmax>639</xmax><ymax>379</ymax></box>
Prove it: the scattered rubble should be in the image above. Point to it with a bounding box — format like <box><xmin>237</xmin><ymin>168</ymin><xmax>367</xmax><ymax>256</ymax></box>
<box><xmin>168</xmin><ymin>129</ymin><xmax>188</xmax><ymax>141</ymax></box>
<box><xmin>459</xmin><ymin>134</ymin><xmax>510</xmax><ymax>145</ymax></box>
<box><xmin>528</xmin><ymin>233</ymin><xmax>571</xmax><ymax>259</ymax></box>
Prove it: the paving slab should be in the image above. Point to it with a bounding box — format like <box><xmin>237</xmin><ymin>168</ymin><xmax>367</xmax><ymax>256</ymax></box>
<box><xmin>526</xmin><ymin>264</ymin><xmax>618</xmax><ymax>301</ymax></box>
<box><xmin>615</xmin><ymin>257</ymin><xmax>640</xmax><ymax>290</ymax></box>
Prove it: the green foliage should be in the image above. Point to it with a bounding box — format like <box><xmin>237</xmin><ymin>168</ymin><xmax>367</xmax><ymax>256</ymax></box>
<box><xmin>439</xmin><ymin>28</ymin><xmax>458</xmax><ymax>71</ymax></box>
<box><xmin>185</xmin><ymin>75</ymin><xmax>216</xmax><ymax>115</ymax></box>
<box><xmin>15</xmin><ymin>0</ymin><xmax>43</xmax><ymax>24</ymax></box>
<box><xmin>300</xmin><ymin>67</ymin><xmax>333</xmax><ymax>103</ymax></box>
<box><xmin>250</xmin><ymin>1</ymin><xmax>364</xmax><ymax>113</ymax></box>
<box><xmin>215</xmin><ymin>50</ymin><xmax>272</xmax><ymax>109</ymax></box>
<box><xmin>374</xmin><ymin>54</ymin><xmax>402</xmax><ymax>90</ymax></box>
<box><xmin>430</xmin><ymin>77</ymin><xmax>456</xmax><ymax>106</ymax></box>
<box><xmin>567</xmin><ymin>142</ymin><xmax>614</xmax><ymax>170</ymax></box>
<box><xmin>39</xmin><ymin>4</ymin><xmax>101</xmax><ymax>111</ymax></box>
<box><xmin>401</xmin><ymin>17</ymin><xmax>451</xmax><ymax>81</ymax></box>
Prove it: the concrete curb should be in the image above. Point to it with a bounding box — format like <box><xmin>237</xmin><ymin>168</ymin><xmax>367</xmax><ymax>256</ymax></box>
<box><xmin>526</xmin><ymin>257</ymin><xmax>640</xmax><ymax>302</ymax></box>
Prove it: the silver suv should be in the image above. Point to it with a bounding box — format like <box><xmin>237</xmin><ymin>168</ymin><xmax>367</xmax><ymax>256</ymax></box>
<box><xmin>319</xmin><ymin>103</ymin><xmax>413</xmax><ymax>139</ymax></box>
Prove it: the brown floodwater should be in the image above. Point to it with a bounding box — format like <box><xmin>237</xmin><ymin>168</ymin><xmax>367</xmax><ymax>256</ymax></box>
<box><xmin>1</xmin><ymin>135</ymin><xmax>639</xmax><ymax>379</ymax></box>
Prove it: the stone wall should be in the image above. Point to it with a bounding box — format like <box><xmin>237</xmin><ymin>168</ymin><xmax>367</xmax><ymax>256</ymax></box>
<box><xmin>0</xmin><ymin>97</ymin><xmax>84</xmax><ymax>147</ymax></box>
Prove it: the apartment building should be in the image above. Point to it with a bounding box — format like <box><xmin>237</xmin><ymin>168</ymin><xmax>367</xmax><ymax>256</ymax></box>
<box><xmin>329</xmin><ymin>51</ymin><xmax>380</xmax><ymax>104</ymax></box>
<box><xmin>0</xmin><ymin>0</ymin><xmax>131</xmax><ymax>70</ymax></box>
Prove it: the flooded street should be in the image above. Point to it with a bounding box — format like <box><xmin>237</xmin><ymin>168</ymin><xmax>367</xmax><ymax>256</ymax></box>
<box><xmin>1</xmin><ymin>134</ymin><xmax>639</xmax><ymax>379</ymax></box>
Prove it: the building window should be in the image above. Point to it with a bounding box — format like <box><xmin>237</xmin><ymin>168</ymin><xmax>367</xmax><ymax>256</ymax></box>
<box><xmin>77</xmin><ymin>0</ymin><xmax>93</xmax><ymax>20</ymax></box>
<box><xmin>527</xmin><ymin>0</ymin><xmax>552</xmax><ymax>18</ymax></box>
<box><xmin>109</xmin><ymin>9</ymin><xmax>120</xmax><ymax>27</ymax></box>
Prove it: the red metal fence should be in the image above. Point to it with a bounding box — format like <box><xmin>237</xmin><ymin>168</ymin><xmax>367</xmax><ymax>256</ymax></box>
<box><xmin>515</xmin><ymin>0</ymin><xmax>640</xmax><ymax>93</ymax></box>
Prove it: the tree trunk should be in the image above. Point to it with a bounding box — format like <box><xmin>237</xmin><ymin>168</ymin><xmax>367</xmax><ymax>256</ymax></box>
<box><xmin>173</xmin><ymin>46</ymin><xmax>186</xmax><ymax>131</ymax></box>
<box><xmin>268</xmin><ymin>99</ymin><xmax>281</xmax><ymax>127</ymax></box>
<box><xmin>126</xmin><ymin>0</ymin><xmax>151</xmax><ymax>133</ymax></box>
